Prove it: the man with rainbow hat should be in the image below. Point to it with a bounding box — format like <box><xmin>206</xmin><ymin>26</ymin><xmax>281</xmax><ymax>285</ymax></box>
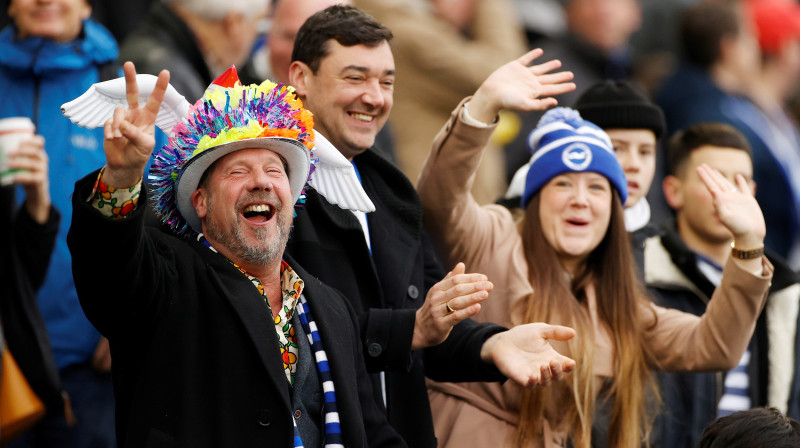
<box><xmin>65</xmin><ymin>62</ymin><xmax>408</xmax><ymax>447</ymax></box>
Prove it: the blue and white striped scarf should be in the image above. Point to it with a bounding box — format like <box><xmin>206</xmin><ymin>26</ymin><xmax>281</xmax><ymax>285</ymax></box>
<box><xmin>196</xmin><ymin>235</ymin><xmax>343</xmax><ymax>447</ymax></box>
<box><xmin>294</xmin><ymin>296</ymin><xmax>344</xmax><ymax>448</ymax></box>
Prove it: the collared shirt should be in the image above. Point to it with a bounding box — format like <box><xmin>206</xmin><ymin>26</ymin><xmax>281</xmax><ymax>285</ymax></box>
<box><xmin>90</xmin><ymin>175</ymin><xmax>304</xmax><ymax>385</ymax></box>
<box><xmin>230</xmin><ymin>258</ymin><xmax>303</xmax><ymax>385</ymax></box>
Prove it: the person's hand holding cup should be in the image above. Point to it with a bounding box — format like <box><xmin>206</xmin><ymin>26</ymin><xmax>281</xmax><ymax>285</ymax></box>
<box><xmin>0</xmin><ymin>117</ymin><xmax>51</xmax><ymax>223</ymax></box>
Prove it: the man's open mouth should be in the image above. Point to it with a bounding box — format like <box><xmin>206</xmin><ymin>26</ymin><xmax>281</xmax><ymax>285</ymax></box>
<box><xmin>242</xmin><ymin>204</ymin><xmax>275</xmax><ymax>223</ymax></box>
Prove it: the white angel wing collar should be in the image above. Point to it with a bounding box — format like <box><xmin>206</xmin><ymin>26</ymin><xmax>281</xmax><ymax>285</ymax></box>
<box><xmin>310</xmin><ymin>131</ymin><xmax>375</xmax><ymax>213</ymax></box>
<box><xmin>60</xmin><ymin>75</ymin><xmax>375</xmax><ymax>213</ymax></box>
<box><xmin>61</xmin><ymin>74</ymin><xmax>191</xmax><ymax>138</ymax></box>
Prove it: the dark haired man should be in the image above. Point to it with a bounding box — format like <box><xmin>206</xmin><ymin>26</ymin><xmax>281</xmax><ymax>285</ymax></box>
<box><xmin>284</xmin><ymin>5</ymin><xmax>576</xmax><ymax>447</ymax></box>
<box><xmin>644</xmin><ymin>122</ymin><xmax>800</xmax><ymax>447</ymax></box>
<box><xmin>699</xmin><ymin>407</ymin><xmax>800</xmax><ymax>448</ymax></box>
<box><xmin>655</xmin><ymin>0</ymin><xmax>800</xmax><ymax>268</ymax></box>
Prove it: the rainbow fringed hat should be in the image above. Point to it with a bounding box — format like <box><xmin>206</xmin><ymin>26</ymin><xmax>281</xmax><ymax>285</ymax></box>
<box><xmin>148</xmin><ymin>67</ymin><xmax>315</xmax><ymax>235</ymax></box>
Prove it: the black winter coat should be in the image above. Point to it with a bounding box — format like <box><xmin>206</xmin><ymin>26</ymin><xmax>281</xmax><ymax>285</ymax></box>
<box><xmin>68</xmin><ymin>170</ymin><xmax>405</xmax><ymax>448</ymax></box>
<box><xmin>0</xmin><ymin>186</ymin><xmax>63</xmax><ymax>410</ymax></box>
<box><xmin>285</xmin><ymin>148</ymin><xmax>506</xmax><ymax>448</ymax></box>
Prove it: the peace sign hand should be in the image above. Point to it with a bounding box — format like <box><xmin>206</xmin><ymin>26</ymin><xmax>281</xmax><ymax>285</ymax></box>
<box><xmin>102</xmin><ymin>61</ymin><xmax>170</xmax><ymax>187</ymax></box>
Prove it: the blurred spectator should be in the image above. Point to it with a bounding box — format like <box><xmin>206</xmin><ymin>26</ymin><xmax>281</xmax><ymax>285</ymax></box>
<box><xmin>699</xmin><ymin>407</ymin><xmax>800</xmax><ymax>448</ymax></box>
<box><xmin>1</xmin><ymin>137</ymin><xmax>63</xmax><ymax>446</ymax></box>
<box><xmin>656</xmin><ymin>0</ymin><xmax>800</xmax><ymax>268</ymax></box>
<box><xmin>0</xmin><ymin>0</ymin><xmax>118</xmax><ymax>446</ymax></box>
<box><xmin>355</xmin><ymin>0</ymin><xmax>526</xmax><ymax>204</ymax></box>
<box><xmin>89</xmin><ymin>0</ymin><xmax>155</xmax><ymax>43</ymax></box>
<box><xmin>646</xmin><ymin>123</ymin><xmax>800</xmax><ymax>447</ymax></box>
<box><xmin>747</xmin><ymin>0</ymin><xmax>800</xmax><ymax>269</ymax></box>
<box><xmin>504</xmin><ymin>0</ymin><xmax>643</xmax><ymax>185</ymax></box>
<box><xmin>268</xmin><ymin>0</ymin><xmax>348</xmax><ymax>85</ymax></box>
<box><xmin>629</xmin><ymin>0</ymin><xmax>688</xmax><ymax>95</ymax></box>
<box><xmin>511</xmin><ymin>0</ymin><xmax>566</xmax><ymax>44</ymax></box>
<box><xmin>120</xmin><ymin>0</ymin><xmax>268</xmax><ymax>102</ymax></box>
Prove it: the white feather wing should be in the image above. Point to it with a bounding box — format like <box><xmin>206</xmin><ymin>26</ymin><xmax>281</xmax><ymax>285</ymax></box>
<box><xmin>310</xmin><ymin>132</ymin><xmax>375</xmax><ymax>213</ymax></box>
<box><xmin>60</xmin><ymin>74</ymin><xmax>191</xmax><ymax>137</ymax></box>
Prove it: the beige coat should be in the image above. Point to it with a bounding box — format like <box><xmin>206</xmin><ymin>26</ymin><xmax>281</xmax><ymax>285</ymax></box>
<box><xmin>416</xmin><ymin>99</ymin><xmax>774</xmax><ymax>447</ymax></box>
<box><xmin>354</xmin><ymin>0</ymin><xmax>526</xmax><ymax>204</ymax></box>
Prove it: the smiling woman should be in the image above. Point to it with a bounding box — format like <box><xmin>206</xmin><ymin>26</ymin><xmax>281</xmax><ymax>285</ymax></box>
<box><xmin>416</xmin><ymin>53</ymin><xmax>772</xmax><ymax>448</ymax></box>
<box><xmin>8</xmin><ymin>0</ymin><xmax>91</xmax><ymax>42</ymax></box>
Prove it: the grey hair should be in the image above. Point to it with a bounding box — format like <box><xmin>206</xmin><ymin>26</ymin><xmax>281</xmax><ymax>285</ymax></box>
<box><xmin>164</xmin><ymin>0</ymin><xmax>268</xmax><ymax>20</ymax></box>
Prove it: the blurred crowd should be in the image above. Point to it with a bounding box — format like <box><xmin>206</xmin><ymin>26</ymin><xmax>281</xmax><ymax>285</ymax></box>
<box><xmin>2</xmin><ymin>0</ymin><xmax>800</xmax><ymax>447</ymax></box>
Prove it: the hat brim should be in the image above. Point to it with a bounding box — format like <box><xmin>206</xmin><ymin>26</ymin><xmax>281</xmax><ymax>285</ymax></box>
<box><xmin>175</xmin><ymin>137</ymin><xmax>310</xmax><ymax>233</ymax></box>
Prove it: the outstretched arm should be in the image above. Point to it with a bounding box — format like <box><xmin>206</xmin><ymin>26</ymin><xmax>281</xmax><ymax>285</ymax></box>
<box><xmin>646</xmin><ymin>165</ymin><xmax>770</xmax><ymax>372</ymax></box>
<box><xmin>480</xmin><ymin>323</ymin><xmax>576</xmax><ymax>387</ymax></box>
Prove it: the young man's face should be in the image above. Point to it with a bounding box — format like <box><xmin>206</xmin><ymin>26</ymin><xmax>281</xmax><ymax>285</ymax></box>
<box><xmin>291</xmin><ymin>40</ymin><xmax>395</xmax><ymax>160</ymax></box>
<box><xmin>665</xmin><ymin>145</ymin><xmax>754</xmax><ymax>245</ymax></box>
<box><xmin>606</xmin><ymin>128</ymin><xmax>657</xmax><ymax>208</ymax></box>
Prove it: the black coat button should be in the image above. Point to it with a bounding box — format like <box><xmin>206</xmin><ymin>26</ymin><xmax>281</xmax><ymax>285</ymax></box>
<box><xmin>368</xmin><ymin>342</ymin><xmax>383</xmax><ymax>357</ymax></box>
<box><xmin>258</xmin><ymin>410</ymin><xmax>271</xmax><ymax>427</ymax></box>
<box><xmin>294</xmin><ymin>409</ymin><xmax>302</xmax><ymax>419</ymax></box>
<box><xmin>407</xmin><ymin>285</ymin><xmax>419</xmax><ymax>299</ymax></box>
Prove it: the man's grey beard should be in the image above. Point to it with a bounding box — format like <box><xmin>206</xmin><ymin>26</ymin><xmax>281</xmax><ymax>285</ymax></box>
<box><xmin>205</xmin><ymin>198</ymin><xmax>290</xmax><ymax>267</ymax></box>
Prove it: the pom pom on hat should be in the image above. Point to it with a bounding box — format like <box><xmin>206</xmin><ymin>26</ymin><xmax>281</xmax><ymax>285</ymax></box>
<box><xmin>522</xmin><ymin>107</ymin><xmax>627</xmax><ymax>208</ymax></box>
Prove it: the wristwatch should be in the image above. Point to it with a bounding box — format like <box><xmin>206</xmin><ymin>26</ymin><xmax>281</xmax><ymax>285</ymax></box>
<box><xmin>730</xmin><ymin>242</ymin><xmax>764</xmax><ymax>260</ymax></box>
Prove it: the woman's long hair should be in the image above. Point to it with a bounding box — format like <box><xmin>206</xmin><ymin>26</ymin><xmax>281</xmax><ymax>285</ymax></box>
<box><xmin>515</xmin><ymin>193</ymin><xmax>659</xmax><ymax>448</ymax></box>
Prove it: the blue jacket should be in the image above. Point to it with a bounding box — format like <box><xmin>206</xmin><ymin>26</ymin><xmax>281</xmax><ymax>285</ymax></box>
<box><xmin>0</xmin><ymin>19</ymin><xmax>118</xmax><ymax>369</ymax></box>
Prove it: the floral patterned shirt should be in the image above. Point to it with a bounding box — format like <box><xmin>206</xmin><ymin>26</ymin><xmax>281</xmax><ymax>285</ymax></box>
<box><xmin>90</xmin><ymin>175</ymin><xmax>304</xmax><ymax>385</ymax></box>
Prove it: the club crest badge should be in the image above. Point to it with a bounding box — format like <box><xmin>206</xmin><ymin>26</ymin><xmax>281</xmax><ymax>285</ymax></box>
<box><xmin>562</xmin><ymin>143</ymin><xmax>592</xmax><ymax>171</ymax></box>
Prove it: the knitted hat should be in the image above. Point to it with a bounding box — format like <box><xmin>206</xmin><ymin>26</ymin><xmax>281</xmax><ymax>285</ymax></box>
<box><xmin>149</xmin><ymin>67</ymin><xmax>315</xmax><ymax>235</ymax></box>
<box><xmin>747</xmin><ymin>0</ymin><xmax>800</xmax><ymax>55</ymax></box>
<box><xmin>523</xmin><ymin>107</ymin><xmax>627</xmax><ymax>208</ymax></box>
<box><xmin>573</xmin><ymin>80</ymin><xmax>666</xmax><ymax>138</ymax></box>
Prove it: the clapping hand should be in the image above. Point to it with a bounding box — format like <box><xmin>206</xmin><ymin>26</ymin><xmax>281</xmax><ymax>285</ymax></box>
<box><xmin>411</xmin><ymin>262</ymin><xmax>494</xmax><ymax>350</ymax></box>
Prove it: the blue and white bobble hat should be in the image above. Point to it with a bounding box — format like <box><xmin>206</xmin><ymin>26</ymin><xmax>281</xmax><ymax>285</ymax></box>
<box><xmin>522</xmin><ymin>107</ymin><xmax>628</xmax><ymax>208</ymax></box>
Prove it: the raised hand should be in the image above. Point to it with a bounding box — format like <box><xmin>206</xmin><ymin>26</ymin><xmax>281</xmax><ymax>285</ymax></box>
<box><xmin>480</xmin><ymin>323</ymin><xmax>576</xmax><ymax>388</ymax></box>
<box><xmin>696</xmin><ymin>163</ymin><xmax>766</xmax><ymax>252</ymax></box>
<box><xmin>102</xmin><ymin>61</ymin><xmax>170</xmax><ymax>187</ymax></box>
<box><xmin>411</xmin><ymin>262</ymin><xmax>494</xmax><ymax>350</ymax></box>
<box><xmin>468</xmin><ymin>48</ymin><xmax>576</xmax><ymax>123</ymax></box>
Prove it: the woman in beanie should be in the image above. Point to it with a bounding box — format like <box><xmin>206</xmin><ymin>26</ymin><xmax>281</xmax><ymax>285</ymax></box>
<box><xmin>417</xmin><ymin>51</ymin><xmax>772</xmax><ymax>448</ymax></box>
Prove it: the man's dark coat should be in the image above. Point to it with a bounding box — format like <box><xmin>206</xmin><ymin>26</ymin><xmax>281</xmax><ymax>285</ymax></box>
<box><xmin>285</xmin><ymin>148</ymin><xmax>505</xmax><ymax>448</ymax></box>
<box><xmin>68</xmin><ymin>170</ymin><xmax>405</xmax><ymax>448</ymax></box>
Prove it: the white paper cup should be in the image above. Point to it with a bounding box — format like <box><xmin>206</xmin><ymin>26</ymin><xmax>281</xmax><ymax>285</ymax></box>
<box><xmin>0</xmin><ymin>117</ymin><xmax>36</xmax><ymax>186</ymax></box>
